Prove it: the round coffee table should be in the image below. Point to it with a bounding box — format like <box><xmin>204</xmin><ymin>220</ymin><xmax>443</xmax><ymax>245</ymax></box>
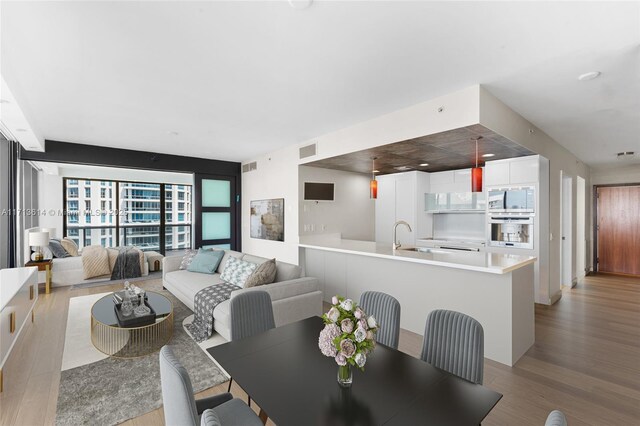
<box><xmin>90</xmin><ymin>291</ymin><xmax>174</xmax><ymax>358</ymax></box>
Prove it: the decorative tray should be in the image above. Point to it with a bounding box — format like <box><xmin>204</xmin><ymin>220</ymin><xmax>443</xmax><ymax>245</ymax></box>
<box><xmin>113</xmin><ymin>294</ymin><xmax>156</xmax><ymax>327</ymax></box>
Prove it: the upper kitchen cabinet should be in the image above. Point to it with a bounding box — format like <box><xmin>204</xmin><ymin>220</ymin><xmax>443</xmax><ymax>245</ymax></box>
<box><xmin>430</xmin><ymin>168</ymin><xmax>480</xmax><ymax>193</ymax></box>
<box><xmin>485</xmin><ymin>155</ymin><xmax>540</xmax><ymax>187</ymax></box>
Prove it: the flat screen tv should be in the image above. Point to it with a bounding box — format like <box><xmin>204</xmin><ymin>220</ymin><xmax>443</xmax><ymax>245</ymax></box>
<box><xmin>304</xmin><ymin>182</ymin><xmax>334</xmax><ymax>201</ymax></box>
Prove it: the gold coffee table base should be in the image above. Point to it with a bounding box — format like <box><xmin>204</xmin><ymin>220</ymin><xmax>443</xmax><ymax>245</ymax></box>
<box><xmin>90</xmin><ymin>292</ymin><xmax>174</xmax><ymax>358</ymax></box>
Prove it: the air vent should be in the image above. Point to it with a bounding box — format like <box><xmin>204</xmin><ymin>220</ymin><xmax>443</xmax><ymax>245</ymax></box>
<box><xmin>299</xmin><ymin>143</ymin><xmax>317</xmax><ymax>159</ymax></box>
<box><xmin>242</xmin><ymin>161</ymin><xmax>258</xmax><ymax>173</ymax></box>
<box><xmin>617</xmin><ymin>151</ymin><xmax>636</xmax><ymax>161</ymax></box>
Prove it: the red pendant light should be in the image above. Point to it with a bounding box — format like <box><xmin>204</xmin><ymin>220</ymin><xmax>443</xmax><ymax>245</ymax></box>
<box><xmin>370</xmin><ymin>157</ymin><xmax>378</xmax><ymax>199</ymax></box>
<box><xmin>471</xmin><ymin>137</ymin><xmax>483</xmax><ymax>193</ymax></box>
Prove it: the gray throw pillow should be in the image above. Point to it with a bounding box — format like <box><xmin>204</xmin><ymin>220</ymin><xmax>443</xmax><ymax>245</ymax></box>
<box><xmin>245</xmin><ymin>258</ymin><xmax>277</xmax><ymax>288</ymax></box>
<box><xmin>49</xmin><ymin>239</ymin><xmax>70</xmax><ymax>258</ymax></box>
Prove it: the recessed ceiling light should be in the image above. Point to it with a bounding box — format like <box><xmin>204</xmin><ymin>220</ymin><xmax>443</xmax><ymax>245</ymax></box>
<box><xmin>578</xmin><ymin>71</ymin><xmax>601</xmax><ymax>81</ymax></box>
<box><xmin>419</xmin><ymin>163</ymin><xmax>429</xmax><ymax>167</ymax></box>
<box><xmin>394</xmin><ymin>166</ymin><xmax>413</xmax><ymax>171</ymax></box>
<box><xmin>482</xmin><ymin>153</ymin><xmax>495</xmax><ymax>158</ymax></box>
<box><xmin>15</xmin><ymin>128</ymin><xmax>27</xmax><ymax>132</ymax></box>
<box><xmin>372</xmin><ymin>169</ymin><xmax>380</xmax><ymax>173</ymax></box>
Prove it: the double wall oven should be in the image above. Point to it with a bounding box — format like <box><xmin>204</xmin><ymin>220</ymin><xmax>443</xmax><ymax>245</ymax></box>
<box><xmin>488</xmin><ymin>186</ymin><xmax>535</xmax><ymax>250</ymax></box>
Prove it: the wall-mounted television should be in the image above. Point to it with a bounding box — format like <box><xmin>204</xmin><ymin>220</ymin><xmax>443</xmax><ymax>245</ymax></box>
<box><xmin>304</xmin><ymin>182</ymin><xmax>335</xmax><ymax>201</ymax></box>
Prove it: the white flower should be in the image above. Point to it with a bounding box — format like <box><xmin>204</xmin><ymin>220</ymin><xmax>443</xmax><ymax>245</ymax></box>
<box><xmin>331</xmin><ymin>296</ymin><xmax>339</xmax><ymax>305</ymax></box>
<box><xmin>354</xmin><ymin>326</ymin><xmax>367</xmax><ymax>343</ymax></box>
<box><xmin>327</xmin><ymin>307</ymin><xmax>340</xmax><ymax>323</ymax></box>
<box><xmin>355</xmin><ymin>352</ymin><xmax>366</xmax><ymax>368</ymax></box>
<box><xmin>367</xmin><ymin>315</ymin><xmax>377</xmax><ymax>329</ymax></box>
<box><xmin>340</xmin><ymin>299</ymin><xmax>354</xmax><ymax>312</ymax></box>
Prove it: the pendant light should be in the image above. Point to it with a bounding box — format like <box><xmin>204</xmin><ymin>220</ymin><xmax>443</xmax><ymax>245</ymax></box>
<box><xmin>370</xmin><ymin>157</ymin><xmax>378</xmax><ymax>199</ymax></box>
<box><xmin>471</xmin><ymin>136</ymin><xmax>483</xmax><ymax>192</ymax></box>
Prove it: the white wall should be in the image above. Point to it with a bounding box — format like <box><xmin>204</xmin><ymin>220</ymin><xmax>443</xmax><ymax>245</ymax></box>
<box><xmin>299</xmin><ymin>166</ymin><xmax>375</xmax><ymax>241</ymax></box>
<box><xmin>242</xmin><ymin>86</ymin><xmax>481</xmax><ymax>263</ymax></box>
<box><xmin>479</xmin><ymin>87</ymin><xmax>590</xmax><ymax>303</ymax></box>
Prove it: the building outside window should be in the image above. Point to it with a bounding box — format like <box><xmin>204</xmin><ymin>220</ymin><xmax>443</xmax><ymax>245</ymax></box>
<box><xmin>85</xmin><ymin>187</ymin><xmax>91</xmax><ymax>198</ymax></box>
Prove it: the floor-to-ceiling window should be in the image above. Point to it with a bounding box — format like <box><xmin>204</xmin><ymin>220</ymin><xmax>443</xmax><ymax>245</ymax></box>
<box><xmin>63</xmin><ymin>178</ymin><xmax>192</xmax><ymax>254</ymax></box>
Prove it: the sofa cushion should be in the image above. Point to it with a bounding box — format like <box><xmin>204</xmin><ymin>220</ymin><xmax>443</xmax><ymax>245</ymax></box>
<box><xmin>220</xmin><ymin>257</ymin><xmax>258</xmax><ymax>288</ymax></box>
<box><xmin>241</xmin><ymin>254</ymin><xmax>269</xmax><ymax>266</ymax></box>
<box><xmin>165</xmin><ymin>270</ymin><xmax>226</xmax><ymax>300</ymax></box>
<box><xmin>187</xmin><ymin>249</ymin><xmax>224</xmax><ymax>274</ymax></box>
<box><xmin>216</xmin><ymin>250</ymin><xmax>244</xmax><ymax>274</ymax></box>
<box><xmin>245</xmin><ymin>258</ymin><xmax>277</xmax><ymax>288</ymax></box>
<box><xmin>179</xmin><ymin>249</ymin><xmax>198</xmax><ymax>270</ymax></box>
<box><xmin>274</xmin><ymin>261</ymin><xmax>302</xmax><ymax>282</ymax></box>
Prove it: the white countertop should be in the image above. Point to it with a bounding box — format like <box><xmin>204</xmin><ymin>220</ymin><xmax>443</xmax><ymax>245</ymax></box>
<box><xmin>299</xmin><ymin>237</ymin><xmax>536</xmax><ymax>274</ymax></box>
<box><xmin>0</xmin><ymin>267</ymin><xmax>37</xmax><ymax>310</ymax></box>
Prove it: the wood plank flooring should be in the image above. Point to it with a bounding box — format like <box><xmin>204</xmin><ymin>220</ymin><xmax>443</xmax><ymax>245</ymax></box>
<box><xmin>0</xmin><ymin>273</ymin><xmax>638</xmax><ymax>425</ymax></box>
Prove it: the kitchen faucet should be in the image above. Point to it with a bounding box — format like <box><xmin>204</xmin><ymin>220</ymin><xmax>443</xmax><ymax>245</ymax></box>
<box><xmin>393</xmin><ymin>221</ymin><xmax>412</xmax><ymax>250</ymax></box>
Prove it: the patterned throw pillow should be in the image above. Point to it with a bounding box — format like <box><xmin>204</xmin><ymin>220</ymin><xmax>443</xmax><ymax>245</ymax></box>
<box><xmin>220</xmin><ymin>257</ymin><xmax>258</xmax><ymax>288</ymax></box>
<box><xmin>244</xmin><ymin>258</ymin><xmax>277</xmax><ymax>288</ymax></box>
<box><xmin>179</xmin><ymin>249</ymin><xmax>198</xmax><ymax>270</ymax></box>
<box><xmin>61</xmin><ymin>237</ymin><xmax>79</xmax><ymax>256</ymax></box>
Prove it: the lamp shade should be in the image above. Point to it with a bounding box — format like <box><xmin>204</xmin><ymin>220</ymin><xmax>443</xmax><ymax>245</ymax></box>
<box><xmin>41</xmin><ymin>227</ymin><xmax>56</xmax><ymax>239</ymax></box>
<box><xmin>471</xmin><ymin>167</ymin><xmax>483</xmax><ymax>192</ymax></box>
<box><xmin>29</xmin><ymin>231</ymin><xmax>50</xmax><ymax>247</ymax></box>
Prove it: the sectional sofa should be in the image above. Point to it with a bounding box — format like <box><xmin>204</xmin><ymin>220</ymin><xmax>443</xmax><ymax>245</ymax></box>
<box><xmin>163</xmin><ymin>249</ymin><xmax>323</xmax><ymax>340</ymax></box>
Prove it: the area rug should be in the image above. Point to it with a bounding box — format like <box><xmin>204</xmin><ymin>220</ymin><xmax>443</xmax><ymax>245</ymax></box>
<box><xmin>55</xmin><ymin>280</ymin><xmax>229</xmax><ymax>426</ymax></box>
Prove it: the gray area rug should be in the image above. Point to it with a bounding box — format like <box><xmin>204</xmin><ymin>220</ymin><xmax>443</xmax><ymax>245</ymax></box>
<box><xmin>55</xmin><ymin>282</ymin><xmax>228</xmax><ymax>426</ymax></box>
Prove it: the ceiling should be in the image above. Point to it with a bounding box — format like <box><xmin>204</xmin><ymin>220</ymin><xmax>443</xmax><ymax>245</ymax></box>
<box><xmin>1</xmin><ymin>1</ymin><xmax>638</xmax><ymax>168</ymax></box>
<box><xmin>305</xmin><ymin>124</ymin><xmax>534</xmax><ymax>175</ymax></box>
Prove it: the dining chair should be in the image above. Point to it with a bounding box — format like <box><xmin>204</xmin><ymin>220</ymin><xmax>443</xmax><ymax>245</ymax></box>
<box><xmin>545</xmin><ymin>410</ymin><xmax>568</xmax><ymax>426</ymax></box>
<box><xmin>420</xmin><ymin>309</ymin><xmax>484</xmax><ymax>384</ymax></box>
<box><xmin>159</xmin><ymin>346</ymin><xmax>262</xmax><ymax>426</ymax></box>
<box><xmin>359</xmin><ymin>291</ymin><xmax>401</xmax><ymax>349</ymax></box>
<box><xmin>227</xmin><ymin>291</ymin><xmax>276</xmax><ymax>404</ymax></box>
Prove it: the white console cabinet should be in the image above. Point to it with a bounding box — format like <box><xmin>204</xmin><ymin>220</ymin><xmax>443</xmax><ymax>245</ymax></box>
<box><xmin>0</xmin><ymin>267</ymin><xmax>38</xmax><ymax>392</ymax></box>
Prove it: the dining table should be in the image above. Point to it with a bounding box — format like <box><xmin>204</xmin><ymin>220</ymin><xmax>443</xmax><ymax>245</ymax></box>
<box><xmin>207</xmin><ymin>316</ymin><xmax>502</xmax><ymax>425</ymax></box>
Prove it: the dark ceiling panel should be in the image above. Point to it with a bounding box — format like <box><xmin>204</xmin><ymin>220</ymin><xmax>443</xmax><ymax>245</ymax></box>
<box><xmin>303</xmin><ymin>125</ymin><xmax>535</xmax><ymax>175</ymax></box>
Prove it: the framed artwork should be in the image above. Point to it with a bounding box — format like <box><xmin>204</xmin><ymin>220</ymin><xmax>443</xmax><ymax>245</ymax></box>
<box><xmin>250</xmin><ymin>198</ymin><xmax>285</xmax><ymax>242</ymax></box>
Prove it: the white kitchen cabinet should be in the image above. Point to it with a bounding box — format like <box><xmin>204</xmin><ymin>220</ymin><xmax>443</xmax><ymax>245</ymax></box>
<box><xmin>486</xmin><ymin>156</ymin><xmax>540</xmax><ymax>187</ymax></box>
<box><xmin>485</xmin><ymin>161</ymin><xmax>510</xmax><ymax>186</ymax></box>
<box><xmin>429</xmin><ymin>171</ymin><xmax>454</xmax><ymax>190</ymax></box>
<box><xmin>375</xmin><ymin>171</ymin><xmax>429</xmax><ymax>246</ymax></box>
<box><xmin>509</xmin><ymin>157</ymin><xmax>539</xmax><ymax>184</ymax></box>
<box><xmin>453</xmin><ymin>169</ymin><xmax>473</xmax><ymax>192</ymax></box>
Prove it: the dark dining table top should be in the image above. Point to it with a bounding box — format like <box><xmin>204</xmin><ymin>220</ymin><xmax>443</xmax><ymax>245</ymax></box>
<box><xmin>207</xmin><ymin>316</ymin><xmax>502</xmax><ymax>426</ymax></box>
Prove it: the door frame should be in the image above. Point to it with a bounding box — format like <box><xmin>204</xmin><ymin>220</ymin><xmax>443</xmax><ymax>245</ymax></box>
<box><xmin>593</xmin><ymin>182</ymin><xmax>640</xmax><ymax>273</ymax></box>
<box><xmin>560</xmin><ymin>171</ymin><xmax>573</xmax><ymax>287</ymax></box>
<box><xmin>193</xmin><ymin>174</ymin><xmax>241</xmax><ymax>251</ymax></box>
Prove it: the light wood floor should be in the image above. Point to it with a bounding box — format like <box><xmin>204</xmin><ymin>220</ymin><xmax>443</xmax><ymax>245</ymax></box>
<box><xmin>1</xmin><ymin>273</ymin><xmax>638</xmax><ymax>425</ymax></box>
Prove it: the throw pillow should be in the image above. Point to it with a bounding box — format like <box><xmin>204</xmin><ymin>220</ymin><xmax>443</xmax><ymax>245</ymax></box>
<box><xmin>187</xmin><ymin>249</ymin><xmax>225</xmax><ymax>274</ymax></box>
<box><xmin>40</xmin><ymin>246</ymin><xmax>54</xmax><ymax>260</ymax></box>
<box><xmin>245</xmin><ymin>258</ymin><xmax>277</xmax><ymax>288</ymax></box>
<box><xmin>179</xmin><ymin>249</ymin><xmax>198</xmax><ymax>270</ymax></box>
<box><xmin>220</xmin><ymin>256</ymin><xmax>258</xmax><ymax>288</ymax></box>
<box><xmin>82</xmin><ymin>246</ymin><xmax>111</xmax><ymax>279</ymax></box>
<box><xmin>48</xmin><ymin>239</ymin><xmax>70</xmax><ymax>258</ymax></box>
<box><xmin>61</xmin><ymin>238</ymin><xmax>79</xmax><ymax>256</ymax></box>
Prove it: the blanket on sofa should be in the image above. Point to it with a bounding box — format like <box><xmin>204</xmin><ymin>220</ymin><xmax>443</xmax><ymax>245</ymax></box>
<box><xmin>110</xmin><ymin>246</ymin><xmax>142</xmax><ymax>281</ymax></box>
<box><xmin>185</xmin><ymin>282</ymin><xmax>240</xmax><ymax>342</ymax></box>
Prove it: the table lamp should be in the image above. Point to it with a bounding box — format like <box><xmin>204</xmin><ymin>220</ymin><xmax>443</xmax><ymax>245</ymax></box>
<box><xmin>41</xmin><ymin>227</ymin><xmax>56</xmax><ymax>239</ymax></box>
<box><xmin>29</xmin><ymin>231</ymin><xmax>50</xmax><ymax>261</ymax></box>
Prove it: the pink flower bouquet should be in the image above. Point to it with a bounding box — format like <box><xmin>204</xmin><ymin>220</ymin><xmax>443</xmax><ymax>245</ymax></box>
<box><xmin>318</xmin><ymin>295</ymin><xmax>378</xmax><ymax>386</ymax></box>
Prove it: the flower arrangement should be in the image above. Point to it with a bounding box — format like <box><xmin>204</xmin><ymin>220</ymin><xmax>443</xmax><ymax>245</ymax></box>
<box><xmin>318</xmin><ymin>295</ymin><xmax>378</xmax><ymax>386</ymax></box>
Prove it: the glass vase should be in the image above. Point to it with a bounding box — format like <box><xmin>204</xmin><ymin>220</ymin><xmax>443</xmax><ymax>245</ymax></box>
<box><xmin>337</xmin><ymin>365</ymin><xmax>352</xmax><ymax>388</ymax></box>
<box><xmin>133</xmin><ymin>290</ymin><xmax>151</xmax><ymax>317</ymax></box>
<box><xmin>120</xmin><ymin>294</ymin><xmax>133</xmax><ymax>317</ymax></box>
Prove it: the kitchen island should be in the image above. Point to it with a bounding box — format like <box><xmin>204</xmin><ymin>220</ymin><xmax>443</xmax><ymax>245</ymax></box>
<box><xmin>299</xmin><ymin>236</ymin><xmax>536</xmax><ymax>366</ymax></box>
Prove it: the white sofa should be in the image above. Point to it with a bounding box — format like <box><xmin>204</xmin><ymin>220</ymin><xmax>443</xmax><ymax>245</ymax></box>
<box><xmin>163</xmin><ymin>250</ymin><xmax>323</xmax><ymax>340</ymax></box>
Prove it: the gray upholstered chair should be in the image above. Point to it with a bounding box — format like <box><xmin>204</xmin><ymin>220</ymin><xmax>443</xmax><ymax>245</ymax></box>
<box><xmin>420</xmin><ymin>309</ymin><xmax>484</xmax><ymax>384</ymax></box>
<box><xmin>545</xmin><ymin>410</ymin><xmax>568</xmax><ymax>426</ymax></box>
<box><xmin>359</xmin><ymin>291</ymin><xmax>401</xmax><ymax>350</ymax></box>
<box><xmin>159</xmin><ymin>346</ymin><xmax>262</xmax><ymax>426</ymax></box>
<box><xmin>227</xmin><ymin>291</ymin><xmax>276</xmax><ymax>400</ymax></box>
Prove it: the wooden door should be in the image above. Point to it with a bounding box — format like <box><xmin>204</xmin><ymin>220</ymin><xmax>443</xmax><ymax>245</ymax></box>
<box><xmin>597</xmin><ymin>186</ymin><xmax>640</xmax><ymax>275</ymax></box>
